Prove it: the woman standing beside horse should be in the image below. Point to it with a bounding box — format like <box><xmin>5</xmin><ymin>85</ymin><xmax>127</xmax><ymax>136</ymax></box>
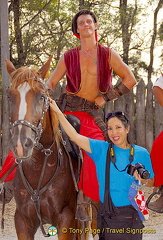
<box><xmin>50</xmin><ymin>99</ymin><xmax>154</xmax><ymax>240</ymax></box>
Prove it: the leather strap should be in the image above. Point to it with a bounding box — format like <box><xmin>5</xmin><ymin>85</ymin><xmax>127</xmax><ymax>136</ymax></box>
<box><xmin>100</xmin><ymin>145</ymin><xmax>117</xmax><ymax>218</ymax></box>
<box><xmin>47</xmin><ymin>89</ymin><xmax>54</xmax><ymax>99</ymax></box>
<box><xmin>0</xmin><ymin>162</ymin><xmax>18</xmax><ymax>182</ymax></box>
<box><xmin>103</xmin><ymin>82</ymin><xmax>130</xmax><ymax>102</ymax></box>
<box><xmin>57</xmin><ymin>93</ymin><xmax>108</xmax><ymax>139</ymax></box>
<box><xmin>57</xmin><ymin>93</ymin><xmax>100</xmax><ymax>112</ymax></box>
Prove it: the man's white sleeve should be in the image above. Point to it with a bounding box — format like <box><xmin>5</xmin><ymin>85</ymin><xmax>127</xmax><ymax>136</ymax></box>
<box><xmin>153</xmin><ymin>74</ymin><xmax>163</xmax><ymax>90</ymax></box>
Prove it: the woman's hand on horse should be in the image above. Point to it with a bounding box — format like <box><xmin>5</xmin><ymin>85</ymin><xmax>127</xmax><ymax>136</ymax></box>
<box><xmin>49</xmin><ymin>98</ymin><xmax>60</xmax><ymax>113</ymax></box>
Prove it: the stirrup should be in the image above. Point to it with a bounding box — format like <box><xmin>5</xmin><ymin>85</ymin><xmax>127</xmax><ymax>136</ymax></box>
<box><xmin>146</xmin><ymin>192</ymin><xmax>160</xmax><ymax>208</ymax></box>
<box><xmin>146</xmin><ymin>186</ymin><xmax>163</xmax><ymax>212</ymax></box>
<box><xmin>75</xmin><ymin>202</ymin><xmax>97</xmax><ymax>222</ymax></box>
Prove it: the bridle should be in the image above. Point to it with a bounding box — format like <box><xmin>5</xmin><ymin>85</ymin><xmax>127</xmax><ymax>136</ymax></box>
<box><xmin>8</xmin><ymin>77</ymin><xmax>59</xmax><ymax>237</ymax></box>
<box><xmin>9</xmin><ymin>77</ymin><xmax>50</xmax><ymax>147</ymax></box>
<box><xmin>8</xmin><ymin>77</ymin><xmax>79</xmax><ymax>237</ymax></box>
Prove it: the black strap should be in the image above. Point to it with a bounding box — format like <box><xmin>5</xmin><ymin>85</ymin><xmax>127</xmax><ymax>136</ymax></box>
<box><xmin>101</xmin><ymin>145</ymin><xmax>117</xmax><ymax>218</ymax></box>
<box><xmin>105</xmin><ymin>146</ymin><xmax>111</xmax><ymax>191</ymax></box>
<box><xmin>110</xmin><ymin>143</ymin><xmax>134</xmax><ymax>172</ymax></box>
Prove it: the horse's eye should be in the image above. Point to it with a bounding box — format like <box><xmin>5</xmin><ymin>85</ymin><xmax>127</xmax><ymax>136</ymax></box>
<box><xmin>40</xmin><ymin>95</ymin><xmax>45</xmax><ymax>100</ymax></box>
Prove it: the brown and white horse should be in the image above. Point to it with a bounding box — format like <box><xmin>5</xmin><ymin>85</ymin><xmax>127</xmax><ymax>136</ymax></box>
<box><xmin>6</xmin><ymin>58</ymin><xmax>78</xmax><ymax>240</ymax></box>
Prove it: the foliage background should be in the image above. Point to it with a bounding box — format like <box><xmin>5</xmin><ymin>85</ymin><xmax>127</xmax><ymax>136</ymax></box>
<box><xmin>5</xmin><ymin>0</ymin><xmax>163</xmax><ymax>82</ymax></box>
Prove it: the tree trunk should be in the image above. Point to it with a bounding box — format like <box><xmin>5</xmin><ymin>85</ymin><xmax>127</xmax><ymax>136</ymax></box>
<box><xmin>12</xmin><ymin>0</ymin><xmax>25</xmax><ymax>66</ymax></box>
<box><xmin>119</xmin><ymin>0</ymin><xmax>129</xmax><ymax>64</ymax></box>
<box><xmin>135</xmin><ymin>80</ymin><xmax>146</xmax><ymax>147</ymax></box>
<box><xmin>147</xmin><ymin>0</ymin><xmax>163</xmax><ymax>81</ymax></box>
<box><xmin>125</xmin><ymin>90</ymin><xmax>135</xmax><ymax>144</ymax></box>
<box><xmin>79</xmin><ymin>0</ymin><xmax>85</xmax><ymax>9</ymax></box>
<box><xmin>0</xmin><ymin>0</ymin><xmax>10</xmax><ymax>162</ymax></box>
<box><xmin>119</xmin><ymin>0</ymin><xmax>138</xmax><ymax>64</ymax></box>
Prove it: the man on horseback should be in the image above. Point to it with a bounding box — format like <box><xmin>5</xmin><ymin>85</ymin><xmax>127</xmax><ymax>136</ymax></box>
<box><xmin>148</xmin><ymin>73</ymin><xmax>163</xmax><ymax>213</ymax></box>
<box><xmin>0</xmin><ymin>9</ymin><xmax>136</xmax><ymax>218</ymax></box>
<box><xmin>46</xmin><ymin>9</ymin><xmax>136</xmax><ymax>218</ymax></box>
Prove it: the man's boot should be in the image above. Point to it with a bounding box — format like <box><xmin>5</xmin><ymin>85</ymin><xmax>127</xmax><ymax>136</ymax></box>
<box><xmin>0</xmin><ymin>180</ymin><xmax>14</xmax><ymax>204</ymax></box>
<box><xmin>148</xmin><ymin>185</ymin><xmax>163</xmax><ymax>213</ymax></box>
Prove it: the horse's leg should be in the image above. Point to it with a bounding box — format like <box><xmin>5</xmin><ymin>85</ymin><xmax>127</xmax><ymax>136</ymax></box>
<box><xmin>57</xmin><ymin>207</ymin><xmax>76</xmax><ymax>240</ymax></box>
<box><xmin>84</xmin><ymin>201</ymin><xmax>99</xmax><ymax>240</ymax></box>
<box><xmin>74</xmin><ymin>219</ymin><xmax>82</xmax><ymax>240</ymax></box>
<box><xmin>90</xmin><ymin>201</ymin><xmax>99</xmax><ymax>239</ymax></box>
<box><xmin>15</xmin><ymin>209</ymin><xmax>38</xmax><ymax>240</ymax></box>
<box><xmin>85</xmin><ymin>207</ymin><xmax>93</xmax><ymax>240</ymax></box>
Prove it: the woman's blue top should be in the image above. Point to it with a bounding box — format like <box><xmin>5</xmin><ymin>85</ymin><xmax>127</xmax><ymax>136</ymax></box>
<box><xmin>87</xmin><ymin>139</ymin><xmax>154</xmax><ymax>207</ymax></box>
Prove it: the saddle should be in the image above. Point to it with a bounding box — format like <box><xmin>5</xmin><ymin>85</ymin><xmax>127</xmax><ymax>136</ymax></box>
<box><xmin>61</xmin><ymin>114</ymin><xmax>81</xmax><ymax>161</ymax></box>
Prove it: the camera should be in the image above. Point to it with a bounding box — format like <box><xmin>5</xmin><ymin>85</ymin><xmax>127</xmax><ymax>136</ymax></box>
<box><xmin>127</xmin><ymin>163</ymin><xmax>150</xmax><ymax>179</ymax></box>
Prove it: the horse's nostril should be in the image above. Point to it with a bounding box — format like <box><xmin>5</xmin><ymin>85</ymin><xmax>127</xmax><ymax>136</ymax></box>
<box><xmin>24</xmin><ymin>138</ymin><xmax>33</xmax><ymax>149</ymax></box>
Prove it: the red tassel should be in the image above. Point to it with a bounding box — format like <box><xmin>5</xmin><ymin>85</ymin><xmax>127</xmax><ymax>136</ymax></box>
<box><xmin>73</xmin><ymin>33</ymin><xmax>80</xmax><ymax>39</ymax></box>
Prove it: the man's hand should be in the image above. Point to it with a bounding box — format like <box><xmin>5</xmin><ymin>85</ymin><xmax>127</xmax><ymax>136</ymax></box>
<box><xmin>94</xmin><ymin>95</ymin><xmax>106</xmax><ymax>107</ymax></box>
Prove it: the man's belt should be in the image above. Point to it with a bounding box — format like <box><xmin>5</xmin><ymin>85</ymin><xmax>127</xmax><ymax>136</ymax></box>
<box><xmin>57</xmin><ymin>93</ymin><xmax>100</xmax><ymax>112</ymax></box>
<box><xmin>57</xmin><ymin>93</ymin><xmax>108</xmax><ymax>140</ymax></box>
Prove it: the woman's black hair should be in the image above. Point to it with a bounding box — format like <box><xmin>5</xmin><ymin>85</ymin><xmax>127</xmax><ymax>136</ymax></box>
<box><xmin>72</xmin><ymin>9</ymin><xmax>97</xmax><ymax>35</ymax></box>
<box><xmin>106</xmin><ymin>111</ymin><xmax>131</xmax><ymax>143</ymax></box>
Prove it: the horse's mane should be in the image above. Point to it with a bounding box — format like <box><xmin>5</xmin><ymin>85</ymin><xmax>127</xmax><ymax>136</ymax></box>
<box><xmin>50</xmin><ymin>109</ymin><xmax>61</xmax><ymax>147</ymax></box>
<box><xmin>10</xmin><ymin>66</ymin><xmax>61</xmax><ymax>144</ymax></box>
<box><xmin>10</xmin><ymin>67</ymin><xmax>40</xmax><ymax>91</ymax></box>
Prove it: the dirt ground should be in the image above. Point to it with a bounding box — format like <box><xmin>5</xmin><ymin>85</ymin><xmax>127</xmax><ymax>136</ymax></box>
<box><xmin>0</xmin><ymin>186</ymin><xmax>163</xmax><ymax>240</ymax></box>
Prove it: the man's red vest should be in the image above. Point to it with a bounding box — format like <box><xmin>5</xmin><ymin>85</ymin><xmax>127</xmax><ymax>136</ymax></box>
<box><xmin>64</xmin><ymin>43</ymin><xmax>112</xmax><ymax>94</ymax></box>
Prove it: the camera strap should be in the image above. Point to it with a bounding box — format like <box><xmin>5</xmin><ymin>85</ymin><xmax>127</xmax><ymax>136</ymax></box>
<box><xmin>109</xmin><ymin>143</ymin><xmax>134</xmax><ymax>172</ymax></box>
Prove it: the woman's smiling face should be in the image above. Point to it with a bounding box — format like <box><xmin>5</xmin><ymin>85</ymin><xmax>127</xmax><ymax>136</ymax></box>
<box><xmin>107</xmin><ymin>117</ymin><xmax>130</xmax><ymax>149</ymax></box>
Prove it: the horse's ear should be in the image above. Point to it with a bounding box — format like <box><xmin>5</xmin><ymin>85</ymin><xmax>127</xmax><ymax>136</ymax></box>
<box><xmin>38</xmin><ymin>55</ymin><xmax>53</xmax><ymax>79</ymax></box>
<box><xmin>5</xmin><ymin>59</ymin><xmax>16</xmax><ymax>75</ymax></box>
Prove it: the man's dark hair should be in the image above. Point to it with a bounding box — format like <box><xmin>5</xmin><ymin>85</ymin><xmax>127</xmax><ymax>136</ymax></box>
<box><xmin>72</xmin><ymin>9</ymin><xmax>97</xmax><ymax>35</ymax></box>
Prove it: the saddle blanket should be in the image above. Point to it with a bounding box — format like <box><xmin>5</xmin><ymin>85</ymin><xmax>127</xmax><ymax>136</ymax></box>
<box><xmin>0</xmin><ymin>151</ymin><xmax>17</xmax><ymax>182</ymax></box>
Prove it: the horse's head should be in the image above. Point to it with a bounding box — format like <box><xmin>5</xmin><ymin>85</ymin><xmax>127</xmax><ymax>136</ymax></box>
<box><xmin>6</xmin><ymin>57</ymin><xmax>53</xmax><ymax>159</ymax></box>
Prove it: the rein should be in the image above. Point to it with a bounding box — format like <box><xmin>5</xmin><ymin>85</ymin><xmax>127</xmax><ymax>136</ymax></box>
<box><xmin>18</xmin><ymin>140</ymin><xmax>62</xmax><ymax>237</ymax></box>
<box><xmin>8</xmin><ymin>77</ymin><xmax>79</xmax><ymax>237</ymax></box>
<box><xmin>59</xmin><ymin>129</ymin><xmax>79</xmax><ymax>192</ymax></box>
<box><xmin>17</xmin><ymin>134</ymin><xmax>79</xmax><ymax>237</ymax></box>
